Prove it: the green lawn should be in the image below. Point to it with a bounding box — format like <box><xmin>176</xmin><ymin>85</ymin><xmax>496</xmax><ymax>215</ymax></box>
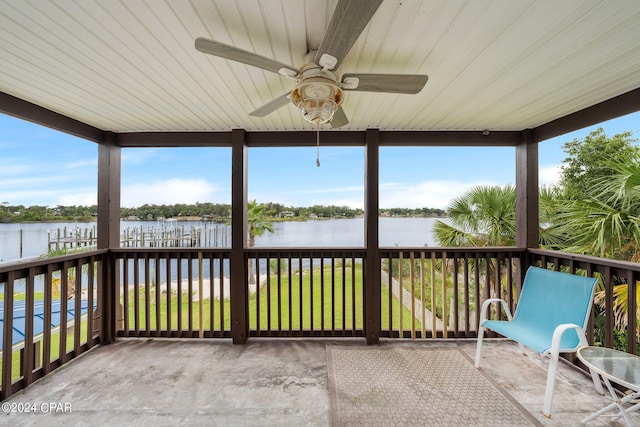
<box><xmin>251</xmin><ymin>265</ymin><xmax>417</xmax><ymax>331</ymax></box>
<box><xmin>121</xmin><ymin>291</ymin><xmax>231</xmax><ymax>333</ymax></box>
<box><xmin>1</xmin><ymin>315</ymin><xmax>93</xmax><ymax>385</ymax></box>
<box><xmin>121</xmin><ymin>262</ymin><xmax>417</xmax><ymax>333</ymax></box>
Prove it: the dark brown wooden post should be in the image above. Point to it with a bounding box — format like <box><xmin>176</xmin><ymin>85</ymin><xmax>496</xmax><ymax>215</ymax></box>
<box><xmin>1</xmin><ymin>272</ymin><xmax>14</xmax><ymax>400</ymax></box>
<box><xmin>516</xmin><ymin>129</ymin><xmax>538</xmax><ymax>281</ymax></box>
<box><xmin>365</xmin><ymin>129</ymin><xmax>380</xmax><ymax>344</ymax></box>
<box><xmin>230</xmin><ymin>129</ymin><xmax>248</xmax><ymax>344</ymax></box>
<box><xmin>97</xmin><ymin>131</ymin><xmax>120</xmax><ymax>344</ymax></box>
<box><xmin>21</xmin><ymin>269</ymin><xmax>36</xmax><ymax>386</ymax></box>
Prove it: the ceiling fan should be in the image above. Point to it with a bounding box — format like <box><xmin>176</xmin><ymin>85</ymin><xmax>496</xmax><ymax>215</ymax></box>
<box><xmin>195</xmin><ymin>0</ymin><xmax>428</xmax><ymax>128</ymax></box>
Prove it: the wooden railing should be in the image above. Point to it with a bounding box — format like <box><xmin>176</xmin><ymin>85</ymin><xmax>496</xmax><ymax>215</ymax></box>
<box><xmin>379</xmin><ymin>247</ymin><xmax>526</xmax><ymax>339</ymax></box>
<box><xmin>112</xmin><ymin>248</ymin><xmax>232</xmax><ymax>339</ymax></box>
<box><xmin>246</xmin><ymin>249</ymin><xmax>366</xmax><ymax>338</ymax></box>
<box><xmin>1</xmin><ymin>246</ymin><xmax>638</xmax><ymax>400</ymax></box>
<box><xmin>0</xmin><ymin>251</ymin><xmax>105</xmax><ymax>400</ymax></box>
<box><xmin>111</xmin><ymin>247</ymin><xmax>530</xmax><ymax>340</ymax></box>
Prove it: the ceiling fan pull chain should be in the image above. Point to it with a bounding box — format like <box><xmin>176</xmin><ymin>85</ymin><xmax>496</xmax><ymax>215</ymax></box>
<box><xmin>316</xmin><ymin>123</ymin><xmax>321</xmax><ymax>167</ymax></box>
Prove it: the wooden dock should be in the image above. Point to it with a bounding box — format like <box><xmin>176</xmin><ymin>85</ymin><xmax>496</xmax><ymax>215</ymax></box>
<box><xmin>47</xmin><ymin>223</ymin><xmax>230</xmax><ymax>252</ymax></box>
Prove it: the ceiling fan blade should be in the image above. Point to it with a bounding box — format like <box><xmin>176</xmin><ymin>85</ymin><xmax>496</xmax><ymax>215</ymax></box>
<box><xmin>331</xmin><ymin>106</ymin><xmax>349</xmax><ymax>128</ymax></box>
<box><xmin>249</xmin><ymin>93</ymin><xmax>292</xmax><ymax>117</ymax></box>
<box><xmin>195</xmin><ymin>38</ymin><xmax>299</xmax><ymax>77</ymax></box>
<box><xmin>341</xmin><ymin>74</ymin><xmax>429</xmax><ymax>94</ymax></box>
<box><xmin>315</xmin><ymin>0</ymin><xmax>383</xmax><ymax>70</ymax></box>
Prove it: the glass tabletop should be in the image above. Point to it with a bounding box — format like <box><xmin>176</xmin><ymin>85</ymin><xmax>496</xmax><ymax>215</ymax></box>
<box><xmin>578</xmin><ymin>347</ymin><xmax>640</xmax><ymax>391</ymax></box>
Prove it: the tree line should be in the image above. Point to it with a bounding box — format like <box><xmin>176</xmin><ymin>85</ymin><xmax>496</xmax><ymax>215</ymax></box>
<box><xmin>0</xmin><ymin>201</ymin><xmax>444</xmax><ymax>223</ymax></box>
<box><xmin>0</xmin><ymin>203</ymin><xmax>96</xmax><ymax>222</ymax></box>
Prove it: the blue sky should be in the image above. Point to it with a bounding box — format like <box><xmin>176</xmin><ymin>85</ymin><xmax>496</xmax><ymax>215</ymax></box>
<box><xmin>1</xmin><ymin>112</ymin><xmax>639</xmax><ymax>209</ymax></box>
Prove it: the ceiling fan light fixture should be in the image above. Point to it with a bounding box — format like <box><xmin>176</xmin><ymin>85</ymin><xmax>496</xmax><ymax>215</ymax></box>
<box><xmin>291</xmin><ymin>77</ymin><xmax>343</xmax><ymax>125</ymax></box>
<box><xmin>298</xmin><ymin>97</ymin><xmax>337</xmax><ymax>124</ymax></box>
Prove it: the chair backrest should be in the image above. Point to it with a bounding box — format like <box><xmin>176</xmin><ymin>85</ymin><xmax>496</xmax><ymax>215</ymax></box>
<box><xmin>513</xmin><ymin>267</ymin><xmax>598</xmax><ymax>347</ymax></box>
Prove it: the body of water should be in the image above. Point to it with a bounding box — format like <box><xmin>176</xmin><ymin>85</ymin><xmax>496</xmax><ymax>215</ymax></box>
<box><xmin>0</xmin><ymin>217</ymin><xmax>440</xmax><ymax>264</ymax></box>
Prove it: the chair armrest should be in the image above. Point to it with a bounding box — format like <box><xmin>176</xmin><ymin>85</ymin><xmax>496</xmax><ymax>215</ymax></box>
<box><xmin>546</xmin><ymin>323</ymin><xmax>589</xmax><ymax>356</ymax></box>
<box><xmin>479</xmin><ymin>298</ymin><xmax>513</xmax><ymax>324</ymax></box>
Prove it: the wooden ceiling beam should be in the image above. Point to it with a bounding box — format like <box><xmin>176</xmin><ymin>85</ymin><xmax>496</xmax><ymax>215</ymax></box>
<box><xmin>4</xmin><ymin>87</ymin><xmax>640</xmax><ymax>148</ymax></box>
<box><xmin>0</xmin><ymin>91</ymin><xmax>104</xmax><ymax>143</ymax></box>
<box><xmin>534</xmin><ymin>87</ymin><xmax>640</xmax><ymax>142</ymax></box>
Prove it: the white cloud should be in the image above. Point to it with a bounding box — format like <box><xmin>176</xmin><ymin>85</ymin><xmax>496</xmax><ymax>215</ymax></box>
<box><xmin>122</xmin><ymin>178</ymin><xmax>218</xmax><ymax>207</ymax></box>
<box><xmin>539</xmin><ymin>165</ymin><xmax>562</xmax><ymax>186</ymax></box>
<box><xmin>0</xmin><ymin>189</ymin><xmax>57</xmax><ymax>205</ymax></box>
<box><xmin>296</xmin><ymin>187</ymin><xmax>365</xmax><ymax>209</ymax></box>
<box><xmin>380</xmin><ymin>179</ymin><xmax>496</xmax><ymax>209</ymax></box>
<box><xmin>121</xmin><ymin>148</ymin><xmax>161</xmax><ymax>165</ymax></box>
<box><xmin>251</xmin><ymin>185</ymin><xmax>365</xmax><ymax>208</ymax></box>
<box><xmin>303</xmin><ymin>186</ymin><xmax>364</xmax><ymax>195</ymax></box>
<box><xmin>0</xmin><ymin>175</ymin><xmax>70</xmax><ymax>188</ymax></box>
<box><xmin>63</xmin><ymin>159</ymin><xmax>97</xmax><ymax>170</ymax></box>
<box><xmin>309</xmin><ymin>197</ymin><xmax>364</xmax><ymax>209</ymax></box>
<box><xmin>0</xmin><ymin>163</ymin><xmax>34</xmax><ymax>177</ymax></box>
<box><xmin>57</xmin><ymin>192</ymin><xmax>97</xmax><ymax>206</ymax></box>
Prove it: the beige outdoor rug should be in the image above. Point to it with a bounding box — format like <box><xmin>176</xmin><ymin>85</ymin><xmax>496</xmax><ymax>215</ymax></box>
<box><xmin>326</xmin><ymin>346</ymin><xmax>542</xmax><ymax>426</ymax></box>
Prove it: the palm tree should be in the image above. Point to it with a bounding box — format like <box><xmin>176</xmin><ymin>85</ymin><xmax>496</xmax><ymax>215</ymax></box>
<box><xmin>433</xmin><ymin>185</ymin><xmax>516</xmax><ymax>299</ymax></box>
<box><xmin>561</xmin><ymin>152</ymin><xmax>640</xmax><ymax>342</ymax></box>
<box><xmin>1</xmin><ymin>201</ymin><xmax>8</xmax><ymax>221</ymax></box>
<box><xmin>594</xmin><ymin>281</ymin><xmax>640</xmax><ymax>344</ymax></box>
<box><xmin>538</xmin><ymin>185</ymin><xmax>573</xmax><ymax>249</ymax></box>
<box><xmin>52</xmin><ymin>270</ymin><xmax>76</xmax><ymax>299</ymax></box>
<box><xmin>247</xmin><ymin>200</ymin><xmax>274</xmax><ymax>285</ymax></box>
<box><xmin>433</xmin><ymin>185</ymin><xmax>516</xmax><ymax>247</ymax></box>
<box><xmin>434</xmin><ymin>184</ymin><xmax>566</xmax><ymax>247</ymax></box>
<box><xmin>553</xmin><ymin>152</ymin><xmax>640</xmax><ymax>260</ymax></box>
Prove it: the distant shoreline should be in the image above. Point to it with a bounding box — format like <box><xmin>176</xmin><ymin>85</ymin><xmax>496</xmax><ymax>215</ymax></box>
<box><xmin>0</xmin><ymin>215</ymin><xmax>446</xmax><ymax>225</ymax></box>
<box><xmin>2</xmin><ymin>204</ymin><xmax>446</xmax><ymax>223</ymax></box>
<box><xmin>1</xmin><ymin>217</ymin><xmax>443</xmax><ymax>263</ymax></box>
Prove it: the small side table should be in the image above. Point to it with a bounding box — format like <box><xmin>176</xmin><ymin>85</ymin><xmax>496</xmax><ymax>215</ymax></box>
<box><xmin>577</xmin><ymin>346</ymin><xmax>640</xmax><ymax>426</ymax></box>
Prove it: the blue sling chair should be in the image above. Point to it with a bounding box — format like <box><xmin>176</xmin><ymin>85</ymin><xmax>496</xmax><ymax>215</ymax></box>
<box><xmin>474</xmin><ymin>266</ymin><xmax>604</xmax><ymax>418</ymax></box>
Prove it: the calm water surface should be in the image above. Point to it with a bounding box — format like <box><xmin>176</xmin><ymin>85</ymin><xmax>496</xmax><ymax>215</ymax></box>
<box><xmin>0</xmin><ymin>217</ymin><xmax>439</xmax><ymax>263</ymax></box>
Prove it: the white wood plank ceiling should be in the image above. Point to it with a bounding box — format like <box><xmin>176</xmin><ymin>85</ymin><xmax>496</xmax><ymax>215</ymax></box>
<box><xmin>1</xmin><ymin>0</ymin><xmax>639</xmax><ymax>133</ymax></box>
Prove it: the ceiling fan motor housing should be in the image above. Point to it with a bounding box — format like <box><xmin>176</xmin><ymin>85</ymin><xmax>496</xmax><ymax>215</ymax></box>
<box><xmin>290</xmin><ymin>66</ymin><xmax>343</xmax><ymax>124</ymax></box>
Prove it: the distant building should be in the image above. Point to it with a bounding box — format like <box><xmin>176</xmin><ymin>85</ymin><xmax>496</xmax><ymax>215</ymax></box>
<box><xmin>280</xmin><ymin>211</ymin><xmax>295</xmax><ymax>218</ymax></box>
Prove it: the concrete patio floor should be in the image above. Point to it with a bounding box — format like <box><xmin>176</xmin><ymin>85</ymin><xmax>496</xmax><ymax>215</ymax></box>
<box><xmin>2</xmin><ymin>338</ymin><xmax>638</xmax><ymax>426</ymax></box>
